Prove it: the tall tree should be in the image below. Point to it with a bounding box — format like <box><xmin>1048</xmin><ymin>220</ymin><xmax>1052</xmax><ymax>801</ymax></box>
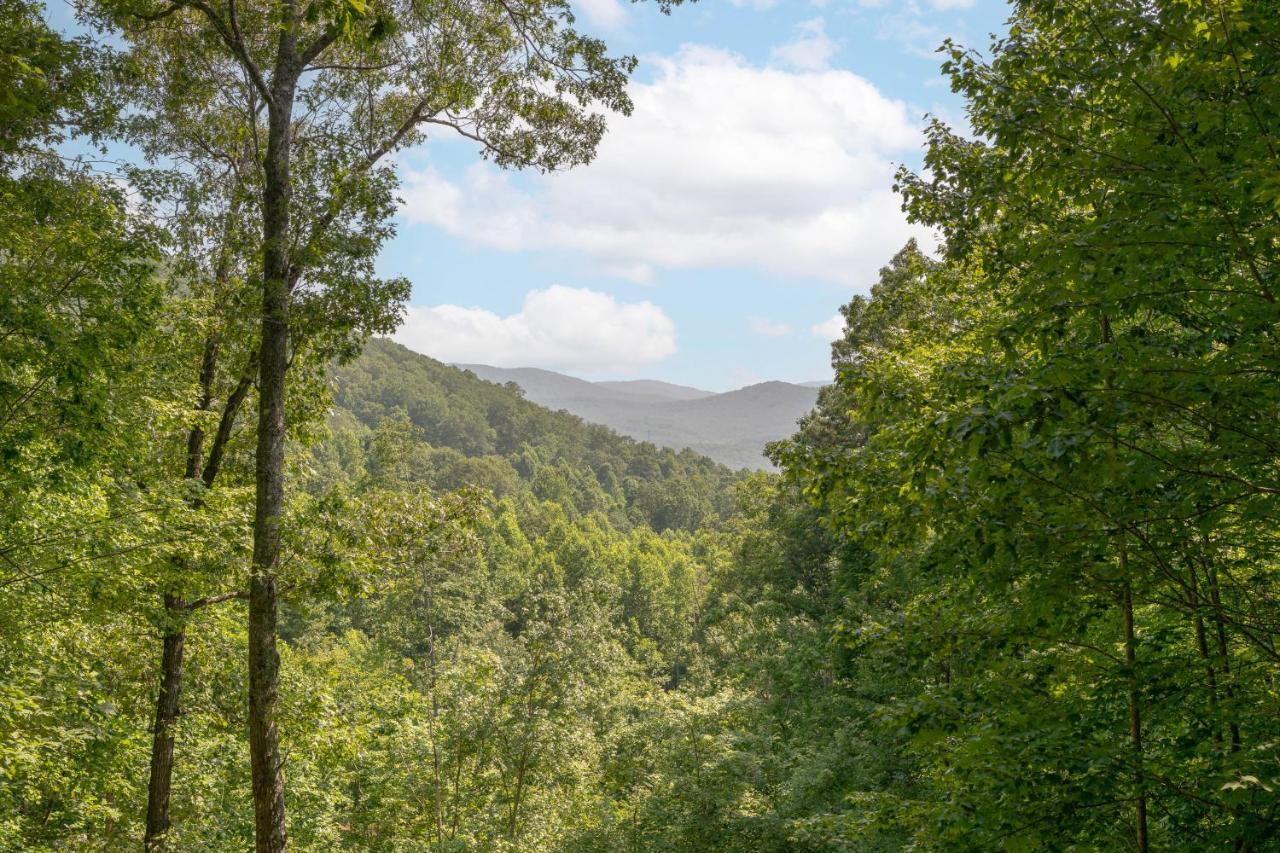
<box><xmin>1</xmin><ymin>4</ymin><xmax>169</xmax><ymax>842</ymax></box>
<box><xmin>88</xmin><ymin>0</ymin><xmax>687</xmax><ymax>847</ymax></box>
<box><xmin>119</xmin><ymin>92</ymin><xmax>406</xmax><ymax>849</ymax></box>
<box><xmin>125</xmin><ymin>153</ymin><xmax>260</xmax><ymax>850</ymax></box>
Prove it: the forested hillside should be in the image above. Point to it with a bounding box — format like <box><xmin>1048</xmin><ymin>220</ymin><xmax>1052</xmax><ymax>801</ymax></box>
<box><xmin>326</xmin><ymin>339</ymin><xmax>742</xmax><ymax>533</ymax></box>
<box><xmin>5</xmin><ymin>0</ymin><xmax>1280</xmax><ymax>851</ymax></box>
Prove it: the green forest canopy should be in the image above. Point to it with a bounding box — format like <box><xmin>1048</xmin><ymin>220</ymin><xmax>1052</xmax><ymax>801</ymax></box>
<box><xmin>3</xmin><ymin>0</ymin><xmax>1280</xmax><ymax>850</ymax></box>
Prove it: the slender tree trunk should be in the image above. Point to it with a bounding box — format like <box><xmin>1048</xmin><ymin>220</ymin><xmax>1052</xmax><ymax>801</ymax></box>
<box><xmin>507</xmin><ymin>740</ymin><xmax>532</xmax><ymax>839</ymax></box>
<box><xmin>145</xmin><ymin>351</ymin><xmax>253</xmax><ymax>849</ymax></box>
<box><xmin>248</xmin><ymin>236</ymin><xmax>289</xmax><ymax>853</ymax></box>
<box><xmin>185</xmin><ymin>337</ymin><xmax>218</xmax><ymax>475</ymax></box>
<box><xmin>144</xmin><ymin>595</ymin><xmax>186</xmax><ymax>851</ymax></box>
<box><xmin>248</xmin><ymin>50</ymin><xmax>298</xmax><ymax>852</ymax></box>
<box><xmin>425</xmin><ymin>598</ymin><xmax>446</xmax><ymax>847</ymax></box>
<box><xmin>1206</xmin><ymin>561</ymin><xmax>1242</xmax><ymax>752</ymax></box>
<box><xmin>1188</xmin><ymin>558</ymin><xmax>1226</xmax><ymax>748</ymax></box>
<box><xmin>145</xmin><ymin>336</ymin><xmax>218</xmax><ymax>849</ymax></box>
<box><xmin>1122</xmin><ymin>574</ymin><xmax>1148</xmax><ymax>853</ymax></box>
<box><xmin>1102</xmin><ymin>313</ymin><xmax>1147</xmax><ymax>852</ymax></box>
<box><xmin>202</xmin><ymin>354</ymin><xmax>256</xmax><ymax>490</ymax></box>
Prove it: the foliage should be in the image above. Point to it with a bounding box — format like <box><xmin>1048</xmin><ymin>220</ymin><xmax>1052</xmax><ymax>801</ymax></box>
<box><xmin>7</xmin><ymin>0</ymin><xmax>1280</xmax><ymax>850</ymax></box>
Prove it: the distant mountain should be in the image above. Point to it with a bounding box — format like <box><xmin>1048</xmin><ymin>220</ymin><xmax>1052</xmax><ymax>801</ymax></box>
<box><xmin>593</xmin><ymin>379</ymin><xmax>714</xmax><ymax>403</ymax></box>
<box><xmin>453</xmin><ymin>363</ymin><xmax>819</xmax><ymax>470</ymax></box>
<box><xmin>451</xmin><ymin>365</ymin><xmax>715</xmax><ymax>406</ymax></box>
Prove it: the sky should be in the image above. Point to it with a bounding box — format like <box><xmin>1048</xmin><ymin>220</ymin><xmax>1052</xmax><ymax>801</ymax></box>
<box><xmin>387</xmin><ymin>0</ymin><xmax>1014</xmax><ymax>390</ymax></box>
<box><xmin>53</xmin><ymin>0</ymin><xmax>1014</xmax><ymax>392</ymax></box>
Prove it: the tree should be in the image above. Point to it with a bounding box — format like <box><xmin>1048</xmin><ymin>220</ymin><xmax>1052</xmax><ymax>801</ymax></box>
<box><xmin>87</xmin><ymin>0</ymin><xmax>690</xmax><ymax>846</ymax></box>
<box><xmin>125</xmin><ymin>142</ymin><xmax>262</xmax><ymax>851</ymax></box>
<box><xmin>894</xmin><ymin>2</ymin><xmax>1280</xmax><ymax>845</ymax></box>
<box><xmin>742</xmin><ymin>1</ymin><xmax>1280</xmax><ymax>847</ymax></box>
<box><xmin>1</xmin><ymin>4</ymin><xmax>170</xmax><ymax>843</ymax></box>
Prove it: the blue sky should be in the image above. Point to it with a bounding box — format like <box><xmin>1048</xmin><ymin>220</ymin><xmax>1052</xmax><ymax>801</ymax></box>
<box><xmin>387</xmin><ymin>0</ymin><xmax>1013</xmax><ymax>390</ymax></box>
<box><xmin>52</xmin><ymin>0</ymin><xmax>1013</xmax><ymax>391</ymax></box>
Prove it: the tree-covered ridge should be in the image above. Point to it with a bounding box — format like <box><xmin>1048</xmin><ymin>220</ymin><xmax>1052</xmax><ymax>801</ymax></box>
<box><xmin>324</xmin><ymin>338</ymin><xmax>743</xmax><ymax>533</ymax></box>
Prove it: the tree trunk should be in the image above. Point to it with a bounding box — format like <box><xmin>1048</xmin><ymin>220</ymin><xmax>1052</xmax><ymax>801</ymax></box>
<box><xmin>1206</xmin><ymin>561</ymin><xmax>1242</xmax><ymax>752</ymax></box>
<box><xmin>248</xmin><ymin>59</ymin><xmax>297</xmax><ymax>853</ymax></box>
<box><xmin>145</xmin><ymin>335</ymin><xmax>218</xmax><ymax>849</ymax></box>
<box><xmin>202</xmin><ymin>354</ymin><xmax>256</xmax><ymax>489</ymax></box>
<box><xmin>507</xmin><ymin>740</ymin><xmax>532</xmax><ymax>840</ymax></box>
<box><xmin>1194</xmin><ymin>607</ymin><xmax>1223</xmax><ymax>745</ymax></box>
<box><xmin>144</xmin><ymin>595</ymin><xmax>186</xmax><ymax>851</ymax></box>
<box><xmin>1101</xmin><ymin>312</ymin><xmax>1147</xmax><ymax>852</ymax></box>
<box><xmin>1122</xmin><ymin>576</ymin><xmax>1148</xmax><ymax>853</ymax></box>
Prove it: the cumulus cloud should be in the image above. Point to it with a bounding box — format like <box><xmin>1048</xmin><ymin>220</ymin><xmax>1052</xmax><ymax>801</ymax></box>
<box><xmin>749</xmin><ymin>317</ymin><xmax>794</xmax><ymax>337</ymax></box>
<box><xmin>811</xmin><ymin>314</ymin><xmax>845</xmax><ymax>340</ymax></box>
<box><xmin>573</xmin><ymin>0</ymin><xmax>628</xmax><ymax>30</ymax></box>
<box><xmin>770</xmin><ymin>17</ymin><xmax>838</xmax><ymax>71</ymax></box>
<box><xmin>393</xmin><ymin>285</ymin><xmax>676</xmax><ymax>374</ymax></box>
<box><xmin>400</xmin><ymin>45</ymin><xmax>931</xmax><ymax>287</ymax></box>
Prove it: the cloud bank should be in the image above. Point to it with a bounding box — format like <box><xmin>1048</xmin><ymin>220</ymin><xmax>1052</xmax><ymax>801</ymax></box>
<box><xmin>400</xmin><ymin>45</ymin><xmax>931</xmax><ymax>287</ymax></box>
<box><xmin>394</xmin><ymin>285</ymin><xmax>677</xmax><ymax>374</ymax></box>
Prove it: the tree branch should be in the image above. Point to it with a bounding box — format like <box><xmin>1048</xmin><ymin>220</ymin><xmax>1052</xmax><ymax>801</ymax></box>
<box><xmin>220</xmin><ymin>0</ymin><xmax>274</xmax><ymax>107</ymax></box>
<box><xmin>288</xmin><ymin>97</ymin><xmax>442</xmax><ymax>285</ymax></box>
<box><xmin>201</xmin><ymin>351</ymin><xmax>258</xmax><ymax>488</ymax></box>
<box><xmin>298</xmin><ymin>28</ymin><xmax>340</xmax><ymax>69</ymax></box>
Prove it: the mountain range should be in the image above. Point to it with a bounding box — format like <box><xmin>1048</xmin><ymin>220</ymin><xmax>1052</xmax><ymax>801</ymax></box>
<box><xmin>453</xmin><ymin>363</ymin><xmax>823</xmax><ymax>470</ymax></box>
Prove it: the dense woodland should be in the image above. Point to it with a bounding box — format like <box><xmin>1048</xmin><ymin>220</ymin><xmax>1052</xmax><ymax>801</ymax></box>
<box><xmin>4</xmin><ymin>0</ymin><xmax>1280</xmax><ymax>850</ymax></box>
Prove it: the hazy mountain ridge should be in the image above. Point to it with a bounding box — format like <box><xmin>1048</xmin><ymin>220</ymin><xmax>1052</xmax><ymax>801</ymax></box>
<box><xmin>454</xmin><ymin>363</ymin><xmax>820</xmax><ymax>470</ymax></box>
<box><xmin>592</xmin><ymin>379</ymin><xmax>714</xmax><ymax>402</ymax></box>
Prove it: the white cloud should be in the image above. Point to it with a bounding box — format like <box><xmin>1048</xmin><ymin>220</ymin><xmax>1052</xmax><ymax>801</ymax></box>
<box><xmin>811</xmin><ymin>314</ymin><xmax>845</xmax><ymax>340</ymax></box>
<box><xmin>749</xmin><ymin>317</ymin><xmax>794</xmax><ymax>337</ymax></box>
<box><xmin>401</xmin><ymin>45</ymin><xmax>931</xmax><ymax>288</ymax></box>
<box><xmin>574</xmin><ymin>0</ymin><xmax>628</xmax><ymax>31</ymax></box>
<box><xmin>394</xmin><ymin>285</ymin><xmax>676</xmax><ymax>374</ymax></box>
<box><xmin>928</xmin><ymin>0</ymin><xmax>974</xmax><ymax>9</ymax></box>
<box><xmin>770</xmin><ymin>17</ymin><xmax>838</xmax><ymax>71</ymax></box>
